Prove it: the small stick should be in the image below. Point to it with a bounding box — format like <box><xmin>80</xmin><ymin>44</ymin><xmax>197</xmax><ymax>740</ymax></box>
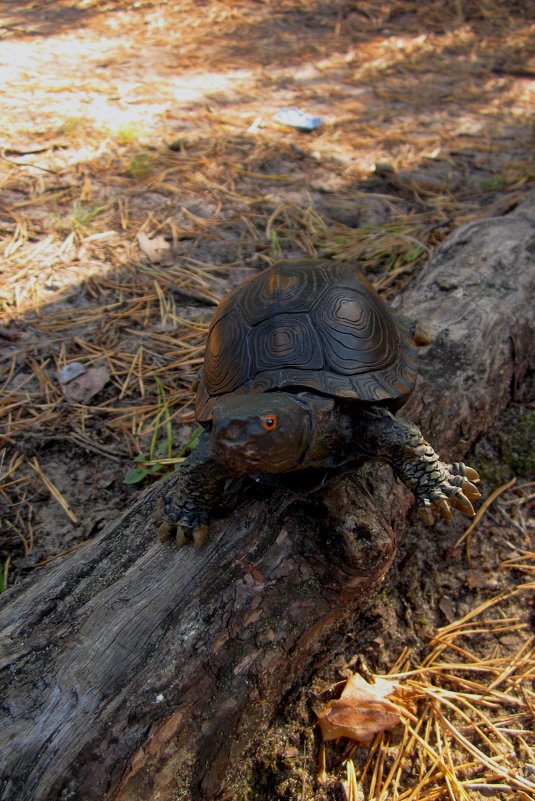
<box><xmin>28</xmin><ymin>457</ymin><xmax>79</xmax><ymax>524</ymax></box>
<box><xmin>455</xmin><ymin>477</ymin><xmax>517</xmax><ymax>548</ymax></box>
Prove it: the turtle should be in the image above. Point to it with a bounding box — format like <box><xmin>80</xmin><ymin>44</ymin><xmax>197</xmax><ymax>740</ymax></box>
<box><xmin>160</xmin><ymin>259</ymin><xmax>480</xmax><ymax>546</ymax></box>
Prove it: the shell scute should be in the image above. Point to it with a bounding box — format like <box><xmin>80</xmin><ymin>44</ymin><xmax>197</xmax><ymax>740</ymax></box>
<box><xmin>251</xmin><ymin>313</ymin><xmax>324</xmax><ymax>372</ymax></box>
<box><xmin>203</xmin><ymin>308</ymin><xmax>252</xmax><ymax>394</ymax></box>
<box><xmin>239</xmin><ymin>262</ymin><xmax>324</xmax><ymax>324</ymax></box>
<box><xmin>195</xmin><ymin>260</ymin><xmax>417</xmax><ymax>421</ymax></box>
<box><xmin>313</xmin><ymin>286</ymin><xmax>399</xmax><ymax>376</ymax></box>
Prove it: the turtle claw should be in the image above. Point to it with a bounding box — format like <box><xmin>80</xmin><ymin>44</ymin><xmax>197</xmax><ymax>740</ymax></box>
<box><xmin>436</xmin><ymin>497</ymin><xmax>453</xmax><ymax>521</ymax></box>
<box><xmin>448</xmin><ymin>468</ymin><xmax>481</xmax><ymax>502</ymax></box>
<box><xmin>463</xmin><ymin>466</ymin><xmax>480</xmax><ymax>482</ymax></box>
<box><xmin>162</xmin><ymin>493</ymin><xmax>211</xmax><ymax>547</ymax></box>
<box><xmin>174</xmin><ymin>523</ymin><xmax>210</xmax><ymax>548</ymax></box>
<box><xmin>157</xmin><ymin>518</ymin><xmax>174</xmax><ymax>543</ymax></box>
<box><xmin>192</xmin><ymin>524</ymin><xmax>209</xmax><ymax>548</ymax></box>
<box><xmin>449</xmin><ymin>475</ymin><xmax>481</xmax><ymax>501</ymax></box>
<box><xmin>414</xmin><ymin>459</ymin><xmax>481</xmax><ymax>525</ymax></box>
<box><xmin>450</xmin><ymin>462</ymin><xmax>480</xmax><ymax>484</ymax></box>
<box><xmin>462</xmin><ymin>479</ymin><xmax>481</xmax><ymax>501</ymax></box>
<box><xmin>418</xmin><ymin>500</ymin><xmax>435</xmax><ymax>526</ymax></box>
<box><xmin>418</xmin><ymin>491</ymin><xmax>474</xmax><ymax>524</ymax></box>
<box><xmin>450</xmin><ymin>492</ymin><xmax>475</xmax><ymax>518</ymax></box>
<box><xmin>175</xmin><ymin>524</ymin><xmax>190</xmax><ymax>548</ymax></box>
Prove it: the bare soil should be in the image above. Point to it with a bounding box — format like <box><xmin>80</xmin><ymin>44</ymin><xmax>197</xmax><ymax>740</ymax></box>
<box><xmin>0</xmin><ymin>1</ymin><xmax>534</xmax><ymax>798</ymax></box>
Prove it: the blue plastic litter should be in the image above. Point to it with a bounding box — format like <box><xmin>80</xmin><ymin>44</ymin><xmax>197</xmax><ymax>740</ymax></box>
<box><xmin>272</xmin><ymin>108</ymin><xmax>322</xmax><ymax>131</ymax></box>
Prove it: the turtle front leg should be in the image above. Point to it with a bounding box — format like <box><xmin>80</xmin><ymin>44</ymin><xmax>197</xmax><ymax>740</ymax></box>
<box><xmin>157</xmin><ymin>430</ymin><xmax>229</xmax><ymax>547</ymax></box>
<box><xmin>356</xmin><ymin>408</ymin><xmax>481</xmax><ymax>524</ymax></box>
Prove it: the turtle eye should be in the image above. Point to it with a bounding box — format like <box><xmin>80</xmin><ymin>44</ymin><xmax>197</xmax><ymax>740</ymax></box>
<box><xmin>260</xmin><ymin>415</ymin><xmax>277</xmax><ymax>431</ymax></box>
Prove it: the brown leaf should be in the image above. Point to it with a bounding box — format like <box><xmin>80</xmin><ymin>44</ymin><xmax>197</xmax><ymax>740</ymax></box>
<box><xmin>57</xmin><ymin>362</ymin><xmax>87</xmax><ymax>384</ymax></box>
<box><xmin>137</xmin><ymin>232</ymin><xmax>170</xmax><ymax>263</ymax></box>
<box><xmin>317</xmin><ymin>673</ymin><xmax>402</xmax><ymax>744</ymax></box>
<box><xmin>61</xmin><ymin>365</ymin><xmax>110</xmax><ymax>403</ymax></box>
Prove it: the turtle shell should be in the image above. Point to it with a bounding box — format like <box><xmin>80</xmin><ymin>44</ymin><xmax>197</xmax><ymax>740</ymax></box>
<box><xmin>195</xmin><ymin>259</ymin><xmax>417</xmax><ymax>422</ymax></box>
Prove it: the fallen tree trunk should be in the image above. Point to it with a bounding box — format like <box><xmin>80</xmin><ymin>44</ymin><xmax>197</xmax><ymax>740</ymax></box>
<box><xmin>1</xmin><ymin>192</ymin><xmax>534</xmax><ymax>801</ymax></box>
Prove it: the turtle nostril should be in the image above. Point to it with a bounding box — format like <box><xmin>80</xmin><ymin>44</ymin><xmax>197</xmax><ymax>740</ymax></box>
<box><xmin>223</xmin><ymin>424</ymin><xmax>242</xmax><ymax>441</ymax></box>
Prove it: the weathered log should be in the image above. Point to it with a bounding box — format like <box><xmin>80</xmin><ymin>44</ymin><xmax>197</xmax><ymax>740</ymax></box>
<box><xmin>1</xmin><ymin>192</ymin><xmax>534</xmax><ymax>801</ymax></box>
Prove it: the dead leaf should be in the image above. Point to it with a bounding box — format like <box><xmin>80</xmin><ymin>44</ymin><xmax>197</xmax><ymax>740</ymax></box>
<box><xmin>61</xmin><ymin>365</ymin><xmax>110</xmax><ymax>403</ymax></box>
<box><xmin>137</xmin><ymin>231</ymin><xmax>170</xmax><ymax>263</ymax></box>
<box><xmin>317</xmin><ymin>673</ymin><xmax>403</xmax><ymax>744</ymax></box>
<box><xmin>57</xmin><ymin>362</ymin><xmax>87</xmax><ymax>384</ymax></box>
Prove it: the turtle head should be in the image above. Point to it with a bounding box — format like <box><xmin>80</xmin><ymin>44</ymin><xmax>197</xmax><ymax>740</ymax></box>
<box><xmin>211</xmin><ymin>392</ymin><xmax>310</xmax><ymax>474</ymax></box>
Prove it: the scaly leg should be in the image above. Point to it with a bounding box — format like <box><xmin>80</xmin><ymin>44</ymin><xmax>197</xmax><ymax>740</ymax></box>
<box><xmin>355</xmin><ymin>408</ymin><xmax>481</xmax><ymax>524</ymax></box>
<box><xmin>157</xmin><ymin>431</ymin><xmax>229</xmax><ymax>546</ymax></box>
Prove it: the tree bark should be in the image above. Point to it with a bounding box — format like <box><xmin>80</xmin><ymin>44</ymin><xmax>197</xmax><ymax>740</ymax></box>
<box><xmin>1</xmin><ymin>192</ymin><xmax>534</xmax><ymax>801</ymax></box>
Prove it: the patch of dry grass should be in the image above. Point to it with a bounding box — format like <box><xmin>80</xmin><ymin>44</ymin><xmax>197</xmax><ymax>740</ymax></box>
<box><xmin>311</xmin><ymin>481</ymin><xmax>535</xmax><ymax>801</ymax></box>
<box><xmin>342</xmin><ymin>517</ymin><xmax>535</xmax><ymax>800</ymax></box>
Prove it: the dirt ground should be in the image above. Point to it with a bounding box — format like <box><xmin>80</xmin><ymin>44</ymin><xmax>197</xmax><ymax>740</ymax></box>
<box><xmin>1</xmin><ymin>1</ymin><xmax>534</xmax><ymax>799</ymax></box>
